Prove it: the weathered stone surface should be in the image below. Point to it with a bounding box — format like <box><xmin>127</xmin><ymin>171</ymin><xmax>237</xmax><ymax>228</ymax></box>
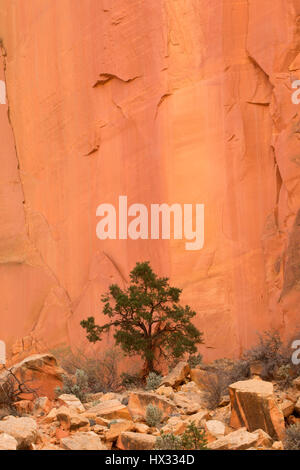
<box><xmin>57</xmin><ymin>394</ymin><xmax>85</xmax><ymax>412</ymax></box>
<box><xmin>185</xmin><ymin>409</ymin><xmax>211</xmax><ymax>427</ymax></box>
<box><xmin>292</xmin><ymin>377</ymin><xmax>300</xmax><ymax>390</ymax></box>
<box><xmin>0</xmin><ymin>433</ymin><xmax>18</xmax><ymax>450</ymax></box>
<box><xmin>0</xmin><ymin>416</ymin><xmax>38</xmax><ymax>449</ymax></box>
<box><xmin>1</xmin><ymin>1</ymin><xmax>300</xmax><ymax>364</ymax></box>
<box><xmin>205</xmin><ymin>420</ymin><xmax>226</xmax><ymax>439</ymax></box>
<box><xmin>229</xmin><ymin>380</ymin><xmax>285</xmax><ymax>440</ymax></box>
<box><xmin>116</xmin><ymin>432</ymin><xmax>156</xmax><ymax>450</ymax></box>
<box><xmin>207</xmin><ymin>428</ymin><xmax>258</xmax><ymax>450</ymax></box>
<box><xmin>161</xmin><ymin>362</ymin><xmax>190</xmax><ymax>388</ymax></box>
<box><xmin>253</xmin><ymin>429</ymin><xmax>273</xmax><ymax>448</ymax></box>
<box><xmin>88</xmin><ymin>399</ymin><xmax>131</xmax><ymax>420</ymax></box>
<box><xmin>156</xmin><ymin>386</ymin><xmax>174</xmax><ymax>399</ymax></box>
<box><xmin>104</xmin><ymin>419</ymin><xmax>135</xmax><ymax>441</ymax></box>
<box><xmin>280</xmin><ymin>399</ymin><xmax>295</xmax><ymax>418</ymax></box>
<box><xmin>56</xmin><ymin>406</ymin><xmax>90</xmax><ymax>431</ymax></box>
<box><xmin>0</xmin><ymin>354</ymin><xmax>63</xmax><ymax>400</ymax></box>
<box><xmin>33</xmin><ymin>397</ymin><xmax>53</xmax><ymax>416</ymax></box>
<box><xmin>128</xmin><ymin>392</ymin><xmax>177</xmax><ymax>420</ymax></box>
<box><xmin>161</xmin><ymin>416</ymin><xmax>187</xmax><ymax>435</ymax></box>
<box><xmin>172</xmin><ymin>391</ymin><xmax>204</xmax><ymax>414</ymax></box>
<box><xmin>61</xmin><ymin>431</ymin><xmax>106</xmax><ymax>450</ymax></box>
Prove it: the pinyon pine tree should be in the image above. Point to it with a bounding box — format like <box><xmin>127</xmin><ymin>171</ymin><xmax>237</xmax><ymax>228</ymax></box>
<box><xmin>81</xmin><ymin>261</ymin><xmax>203</xmax><ymax>376</ymax></box>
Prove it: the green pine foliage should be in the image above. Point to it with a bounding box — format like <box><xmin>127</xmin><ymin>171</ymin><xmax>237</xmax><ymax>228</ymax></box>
<box><xmin>81</xmin><ymin>261</ymin><xmax>203</xmax><ymax>375</ymax></box>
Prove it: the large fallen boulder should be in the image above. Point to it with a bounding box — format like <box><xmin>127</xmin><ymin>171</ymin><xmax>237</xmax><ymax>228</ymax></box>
<box><xmin>61</xmin><ymin>431</ymin><xmax>106</xmax><ymax>450</ymax></box>
<box><xmin>116</xmin><ymin>432</ymin><xmax>156</xmax><ymax>450</ymax></box>
<box><xmin>229</xmin><ymin>379</ymin><xmax>285</xmax><ymax>440</ymax></box>
<box><xmin>57</xmin><ymin>394</ymin><xmax>85</xmax><ymax>412</ymax></box>
<box><xmin>0</xmin><ymin>433</ymin><xmax>18</xmax><ymax>450</ymax></box>
<box><xmin>87</xmin><ymin>399</ymin><xmax>132</xmax><ymax>420</ymax></box>
<box><xmin>128</xmin><ymin>391</ymin><xmax>177</xmax><ymax>421</ymax></box>
<box><xmin>160</xmin><ymin>362</ymin><xmax>190</xmax><ymax>388</ymax></box>
<box><xmin>207</xmin><ymin>427</ymin><xmax>258</xmax><ymax>450</ymax></box>
<box><xmin>0</xmin><ymin>416</ymin><xmax>38</xmax><ymax>449</ymax></box>
<box><xmin>0</xmin><ymin>354</ymin><xmax>63</xmax><ymax>400</ymax></box>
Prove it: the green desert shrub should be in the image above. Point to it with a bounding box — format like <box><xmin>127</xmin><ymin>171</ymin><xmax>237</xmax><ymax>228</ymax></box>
<box><xmin>188</xmin><ymin>353</ymin><xmax>203</xmax><ymax>368</ymax></box>
<box><xmin>181</xmin><ymin>422</ymin><xmax>208</xmax><ymax>450</ymax></box>
<box><xmin>155</xmin><ymin>432</ymin><xmax>182</xmax><ymax>450</ymax></box>
<box><xmin>146</xmin><ymin>372</ymin><xmax>162</xmax><ymax>391</ymax></box>
<box><xmin>55</xmin><ymin>369</ymin><xmax>88</xmax><ymax>402</ymax></box>
<box><xmin>146</xmin><ymin>404</ymin><xmax>163</xmax><ymax>427</ymax></box>
<box><xmin>155</xmin><ymin>422</ymin><xmax>207</xmax><ymax>450</ymax></box>
<box><xmin>284</xmin><ymin>424</ymin><xmax>300</xmax><ymax>450</ymax></box>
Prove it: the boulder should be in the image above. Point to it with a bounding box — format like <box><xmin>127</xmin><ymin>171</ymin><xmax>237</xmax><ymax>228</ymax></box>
<box><xmin>104</xmin><ymin>419</ymin><xmax>135</xmax><ymax>441</ymax></box>
<box><xmin>272</xmin><ymin>441</ymin><xmax>284</xmax><ymax>450</ymax></box>
<box><xmin>128</xmin><ymin>391</ymin><xmax>177</xmax><ymax>421</ymax></box>
<box><xmin>161</xmin><ymin>416</ymin><xmax>187</xmax><ymax>435</ymax></box>
<box><xmin>57</xmin><ymin>394</ymin><xmax>85</xmax><ymax>412</ymax></box>
<box><xmin>116</xmin><ymin>432</ymin><xmax>156</xmax><ymax>450</ymax></box>
<box><xmin>160</xmin><ymin>362</ymin><xmax>190</xmax><ymax>388</ymax></box>
<box><xmin>253</xmin><ymin>429</ymin><xmax>273</xmax><ymax>448</ymax></box>
<box><xmin>189</xmin><ymin>368</ymin><xmax>220</xmax><ymax>392</ymax></box>
<box><xmin>207</xmin><ymin>428</ymin><xmax>258</xmax><ymax>450</ymax></box>
<box><xmin>0</xmin><ymin>354</ymin><xmax>63</xmax><ymax>400</ymax></box>
<box><xmin>293</xmin><ymin>376</ymin><xmax>300</xmax><ymax>390</ymax></box>
<box><xmin>0</xmin><ymin>416</ymin><xmax>38</xmax><ymax>449</ymax></box>
<box><xmin>133</xmin><ymin>423</ymin><xmax>150</xmax><ymax>434</ymax></box>
<box><xmin>33</xmin><ymin>396</ymin><xmax>52</xmax><ymax>415</ymax></box>
<box><xmin>205</xmin><ymin>420</ymin><xmax>225</xmax><ymax>439</ymax></box>
<box><xmin>14</xmin><ymin>400</ymin><xmax>34</xmax><ymax>414</ymax></box>
<box><xmin>61</xmin><ymin>431</ymin><xmax>106</xmax><ymax>450</ymax></box>
<box><xmin>156</xmin><ymin>386</ymin><xmax>174</xmax><ymax>399</ymax></box>
<box><xmin>229</xmin><ymin>379</ymin><xmax>285</xmax><ymax>440</ymax></box>
<box><xmin>0</xmin><ymin>433</ymin><xmax>18</xmax><ymax>450</ymax></box>
<box><xmin>173</xmin><ymin>390</ymin><xmax>206</xmax><ymax>414</ymax></box>
<box><xmin>56</xmin><ymin>406</ymin><xmax>89</xmax><ymax>431</ymax></box>
<box><xmin>88</xmin><ymin>399</ymin><xmax>131</xmax><ymax>420</ymax></box>
<box><xmin>294</xmin><ymin>397</ymin><xmax>300</xmax><ymax>415</ymax></box>
<box><xmin>185</xmin><ymin>409</ymin><xmax>211</xmax><ymax>427</ymax></box>
<box><xmin>280</xmin><ymin>399</ymin><xmax>295</xmax><ymax>418</ymax></box>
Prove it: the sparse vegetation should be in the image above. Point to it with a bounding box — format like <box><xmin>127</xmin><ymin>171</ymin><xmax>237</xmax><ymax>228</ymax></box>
<box><xmin>155</xmin><ymin>431</ymin><xmax>183</xmax><ymax>450</ymax></box>
<box><xmin>81</xmin><ymin>262</ymin><xmax>204</xmax><ymax>377</ymax></box>
<box><xmin>55</xmin><ymin>369</ymin><xmax>88</xmax><ymax>402</ymax></box>
<box><xmin>52</xmin><ymin>346</ymin><xmax>122</xmax><ymax>394</ymax></box>
<box><xmin>155</xmin><ymin>422</ymin><xmax>207</xmax><ymax>450</ymax></box>
<box><xmin>188</xmin><ymin>353</ymin><xmax>203</xmax><ymax>368</ymax></box>
<box><xmin>0</xmin><ymin>367</ymin><xmax>37</xmax><ymax>415</ymax></box>
<box><xmin>181</xmin><ymin>422</ymin><xmax>208</xmax><ymax>450</ymax></box>
<box><xmin>284</xmin><ymin>424</ymin><xmax>300</xmax><ymax>450</ymax></box>
<box><xmin>146</xmin><ymin>403</ymin><xmax>163</xmax><ymax>427</ymax></box>
<box><xmin>243</xmin><ymin>329</ymin><xmax>287</xmax><ymax>380</ymax></box>
<box><xmin>146</xmin><ymin>372</ymin><xmax>162</xmax><ymax>391</ymax></box>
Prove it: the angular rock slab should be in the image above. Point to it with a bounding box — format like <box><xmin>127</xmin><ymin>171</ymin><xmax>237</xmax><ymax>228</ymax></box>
<box><xmin>116</xmin><ymin>432</ymin><xmax>156</xmax><ymax>450</ymax></box>
<box><xmin>229</xmin><ymin>379</ymin><xmax>285</xmax><ymax>440</ymax></box>
<box><xmin>128</xmin><ymin>391</ymin><xmax>177</xmax><ymax>421</ymax></box>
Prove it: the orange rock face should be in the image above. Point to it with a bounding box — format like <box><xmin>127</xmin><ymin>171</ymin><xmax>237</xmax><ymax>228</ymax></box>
<box><xmin>0</xmin><ymin>1</ymin><xmax>300</xmax><ymax>361</ymax></box>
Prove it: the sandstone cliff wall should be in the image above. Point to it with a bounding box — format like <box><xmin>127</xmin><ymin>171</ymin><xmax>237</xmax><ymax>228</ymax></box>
<box><xmin>1</xmin><ymin>0</ymin><xmax>300</xmax><ymax>361</ymax></box>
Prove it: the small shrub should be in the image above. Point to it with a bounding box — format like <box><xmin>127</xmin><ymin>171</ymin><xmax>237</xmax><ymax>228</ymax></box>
<box><xmin>188</xmin><ymin>353</ymin><xmax>203</xmax><ymax>369</ymax></box>
<box><xmin>155</xmin><ymin>432</ymin><xmax>182</xmax><ymax>450</ymax></box>
<box><xmin>55</xmin><ymin>369</ymin><xmax>88</xmax><ymax>402</ymax></box>
<box><xmin>181</xmin><ymin>422</ymin><xmax>208</xmax><ymax>450</ymax></box>
<box><xmin>146</xmin><ymin>372</ymin><xmax>162</xmax><ymax>391</ymax></box>
<box><xmin>146</xmin><ymin>404</ymin><xmax>163</xmax><ymax>427</ymax></box>
<box><xmin>52</xmin><ymin>346</ymin><xmax>122</xmax><ymax>393</ymax></box>
<box><xmin>284</xmin><ymin>424</ymin><xmax>300</xmax><ymax>450</ymax></box>
<box><xmin>120</xmin><ymin>372</ymin><xmax>144</xmax><ymax>389</ymax></box>
<box><xmin>199</xmin><ymin>369</ymin><xmax>229</xmax><ymax>409</ymax></box>
<box><xmin>0</xmin><ymin>367</ymin><xmax>37</xmax><ymax>414</ymax></box>
<box><xmin>277</xmin><ymin>364</ymin><xmax>293</xmax><ymax>389</ymax></box>
<box><xmin>155</xmin><ymin>423</ymin><xmax>207</xmax><ymax>450</ymax></box>
<box><xmin>243</xmin><ymin>329</ymin><xmax>286</xmax><ymax>379</ymax></box>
